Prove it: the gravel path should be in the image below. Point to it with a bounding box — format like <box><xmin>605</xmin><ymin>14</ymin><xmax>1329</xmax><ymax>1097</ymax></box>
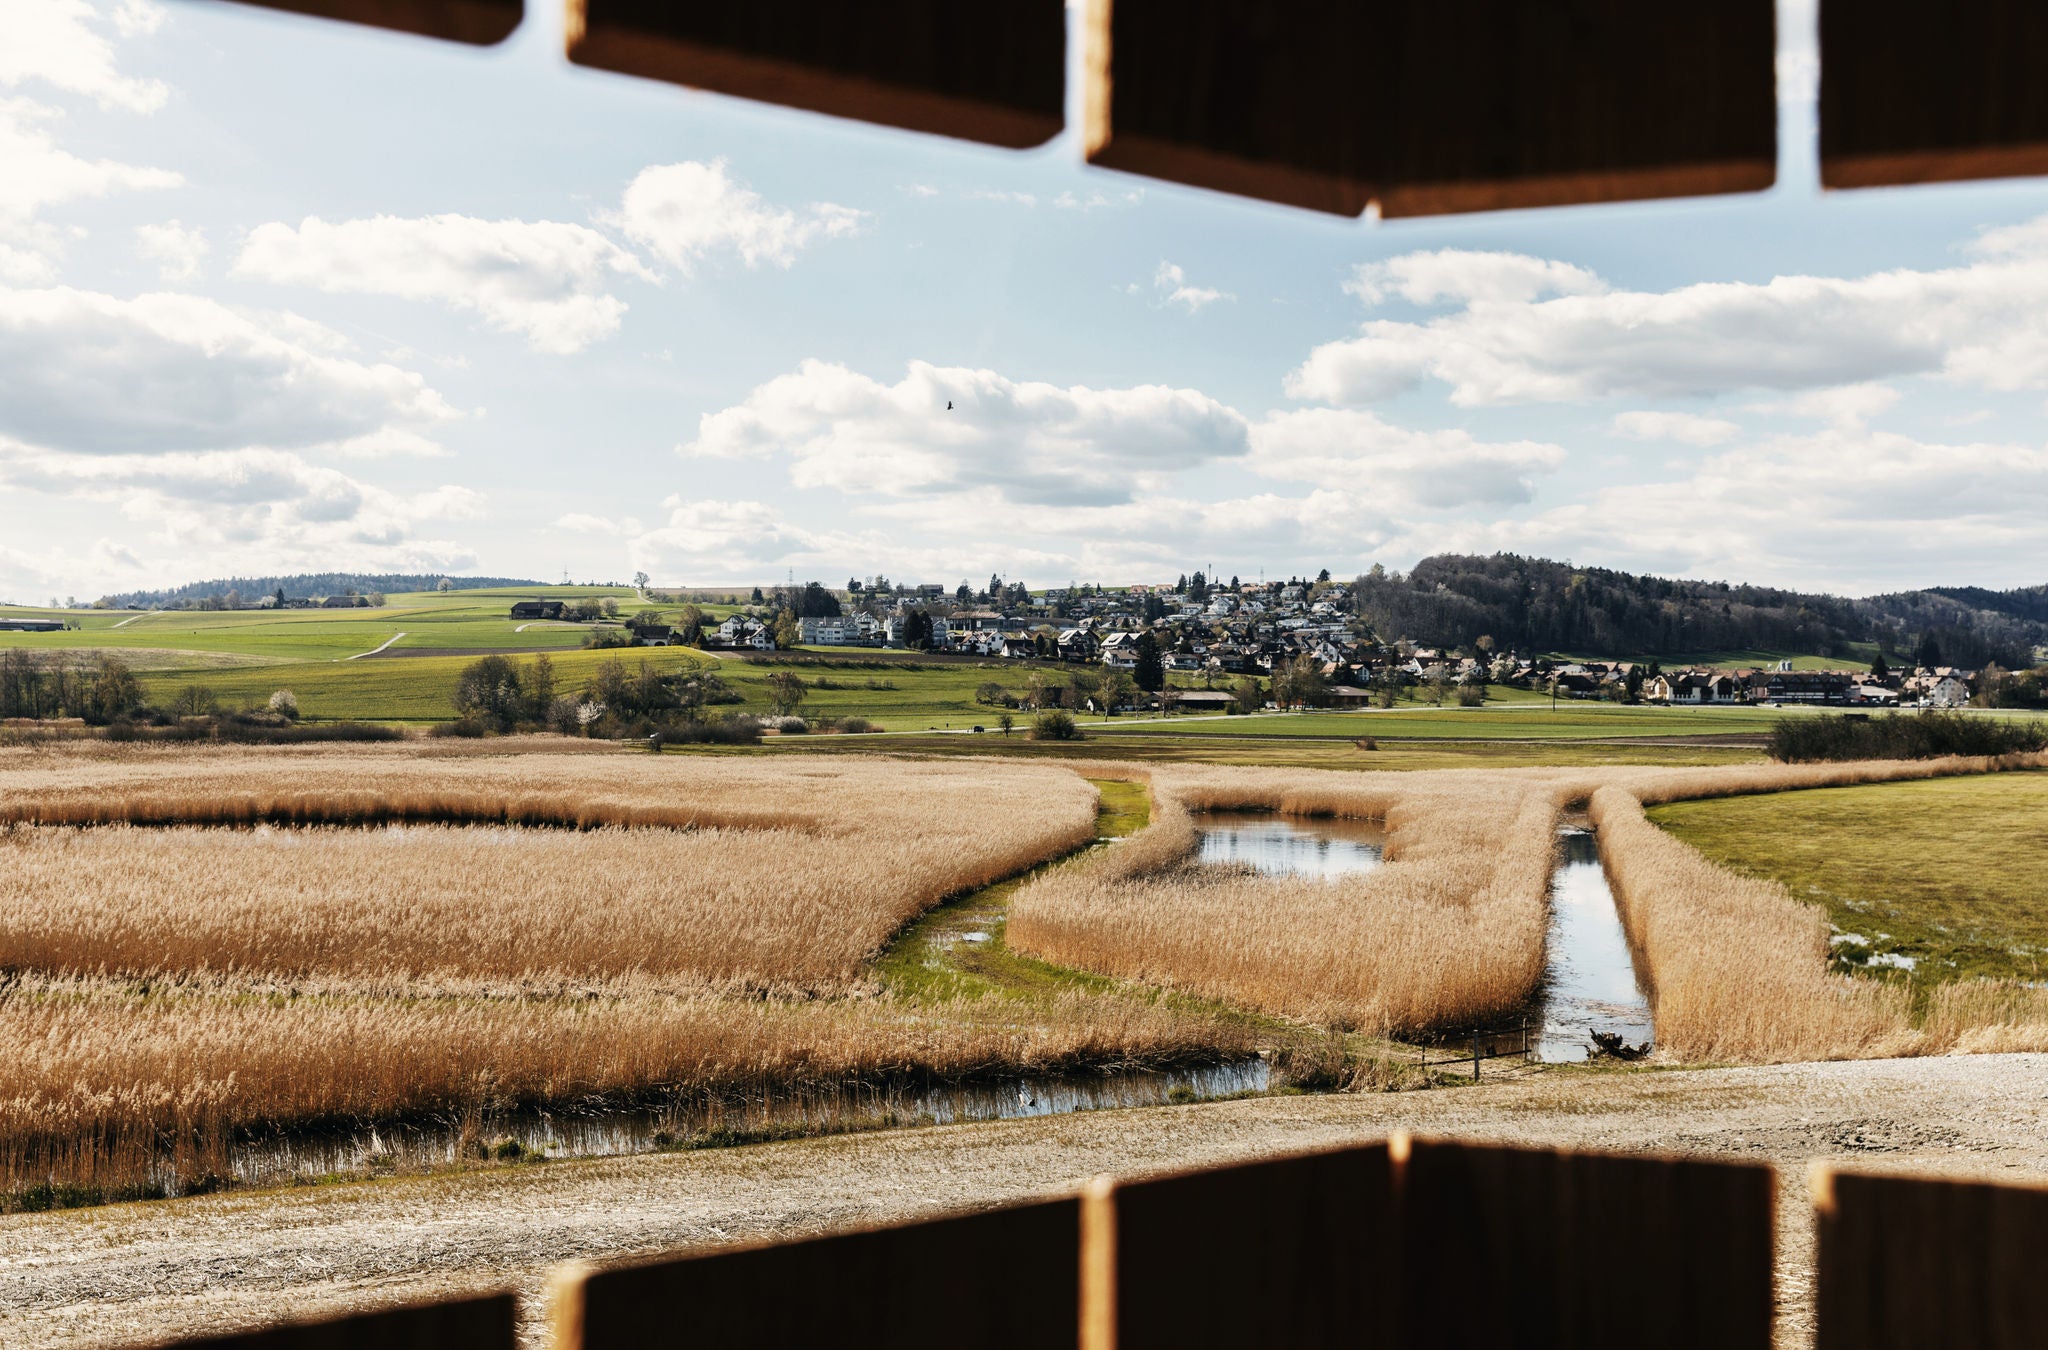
<box><xmin>5</xmin><ymin>1054</ymin><xmax>2045</xmax><ymax>1349</ymax></box>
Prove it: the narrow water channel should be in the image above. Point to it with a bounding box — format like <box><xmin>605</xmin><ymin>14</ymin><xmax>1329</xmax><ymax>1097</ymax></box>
<box><xmin>1191</xmin><ymin>811</ymin><xmax>1653</xmax><ymax>1063</ymax></box>
<box><xmin>228</xmin><ymin>1064</ymin><xmax>1269</xmax><ymax>1189</ymax></box>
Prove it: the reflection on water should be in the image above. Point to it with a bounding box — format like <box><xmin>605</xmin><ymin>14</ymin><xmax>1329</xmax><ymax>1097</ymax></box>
<box><xmin>1534</xmin><ymin>829</ymin><xmax>1654</xmax><ymax>1062</ymax></box>
<box><xmin>1194</xmin><ymin>810</ymin><xmax>1385</xmax><ymax>878</ymax></box>
<box><xmin>229</xmin><ymin>1060</ymin><xmax>1270</xmax><ymax>1188</ymax></box>
<box><xmin>1196</xmin><ymin>811</ymin><xmax>1653</xmax><ymax>1064</ymax></box>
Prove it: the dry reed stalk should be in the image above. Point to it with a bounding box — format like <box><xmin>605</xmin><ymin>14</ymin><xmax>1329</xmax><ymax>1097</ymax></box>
<box><xmin>0</xmin><ymin>754</ymin><xmax>1099</xmax><ymax>993</ymax></box>
<box><xmin>1011</xmin><ymin>766</ymin><xmax>1563</xmax><ymax>1034</ymax></box>
<box><xmin>0</xmin><ymin>976</ymin><xmax>1252</xmax><ymax>1199</ymax></box>
<box><xmin>1922</xmin><ymin>981</ymin><xmax>2048</xmax><ymax>1054</ymax></box>
<box><xmin>1586</xmin><ymin>787</ymin><xmax>1916</xmax><ymax>1062</ymax></box>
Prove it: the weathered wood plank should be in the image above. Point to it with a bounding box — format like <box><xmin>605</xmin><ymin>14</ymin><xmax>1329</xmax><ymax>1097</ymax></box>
<box><xmin>215</xmin><ymin>0</ymin><xmax>521</xmax><ymax>45</ymax></box>
<box><xmin>1079</xmin><ymin>1141</ymin><xmax>1398</xmax><ymax>1350</ymax></box>
<box><xmin>1084</xmin><ymin>0</ymin><xmax>1776</xmax><ymax>217</ymax></box>
<box><xmin>1820</xmin><ymin>0</ymin><xmax>2048</xmax><ymax>188</ymax></box>
<box><xmin>553</xmin><ymin>1195</ymin><xmax>1080</xmax><ymax>1349</ymax></box>
<box><xmin>132</xmin><ymin>1291</ymin><xmax>517</xmax><ymax>1350</ymax></box>
<box><xmin>1397</xmin><ymin>1136</ymin><xmax>1775</xmax><ymax>1350</ymax></box>
<box><xmin>567</xmin><ymin>1</ymin><xmax>1065</xmax><ymax>149</ymax></box>
<box><xmin>1814</xmin><ymin>1166</ymin><xmax>2048</xmax><ymax>1349</ymax></box>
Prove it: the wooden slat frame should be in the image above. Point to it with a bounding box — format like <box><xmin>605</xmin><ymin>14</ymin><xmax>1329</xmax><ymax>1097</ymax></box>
<box><xmin>1819</xmin><ymin>0</ymin><xmax>2048</xmax><ymax>189</ymax></box>
<box><xmin>1084</xmin><ymin>0</ymin><xmax>1776</xmax><ymax>218</ymax></box>
<box><xmin>1079</xmin><ymin>1141</ymin><xmax>1398</xmax><ymax>1350</ymax></box>
<box><xmin>133</xmin><ymin>1291</ymin><xmax>517</xmax><ymax>1350</ymax></box>
<box><xmin>1814</xmin><ymin>1166</ymin><xmax>2048</xmax><ymax>1349</ymax></box>
<box><xmin>1396</xmin><ymin>1136</ymin><xmax>1775</xmax><ymax>1350</ymax></box>
<box><xmin>214</xmin><ymin>0</ymin><xmax>522</xmax><ymax>45</ymax></box>
<box><xmin>566</xmin><ymin>1</ymin><xmax>1065</xmax><ymax>150</ymax></box>
<box><xmin>552</xmin><ymin>1196</ymin><xmax>1081</xmax><ymax>1350</ymax></box>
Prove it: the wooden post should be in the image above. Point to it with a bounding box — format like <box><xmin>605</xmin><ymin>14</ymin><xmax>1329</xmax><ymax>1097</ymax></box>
<box><xmin>127</xmin><ymin>1290</ymin><xmax>518</xmax><ymax>1349</ymax></box>
<box><xmin>1081</xmin><ymin>1142</ymin><xmax>1398</xmax><ymax>1349</ymax></box>
<box><xmin>1397</xmin><ymin>1139</ymin><xmax>1773</xmax><ymax>1349</ymax></box>
<box><xmin>553</xmin><ymin>1196</ymin><xmax>1080</xmax><ymax>1350</ymax></box>
<box><xmin>1814</xmin><ymin>1164</ymin><xmax>2048</xmax><ymax>1349</ymax></box>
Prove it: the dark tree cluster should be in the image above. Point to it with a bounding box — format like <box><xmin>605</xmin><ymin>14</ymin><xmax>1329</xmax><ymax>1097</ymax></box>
<box><xmin>1352</xmin><ymin>554</ymin><xmax>2048</xmax><ymax>663</ymax></box>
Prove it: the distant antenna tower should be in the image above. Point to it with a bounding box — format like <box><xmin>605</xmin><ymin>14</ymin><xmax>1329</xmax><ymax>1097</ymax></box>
<box><xmin>560</xmin><ymin>567</ymin><xmax>571</xmax><ymax>585</ymax></box>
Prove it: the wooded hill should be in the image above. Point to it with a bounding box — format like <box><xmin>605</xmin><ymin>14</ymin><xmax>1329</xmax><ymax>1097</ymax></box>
<box><xmin>1352</xmin><ymin>555</ymin><xmax>2048</xmax><ymax>665</ymax></box>
<box><xmin>100</xmin><ymin>574</ymin><xmax>543</xmax><ymax>609</ymax></box>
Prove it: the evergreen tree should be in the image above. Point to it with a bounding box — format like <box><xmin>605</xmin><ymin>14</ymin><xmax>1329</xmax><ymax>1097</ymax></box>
<box><xmin>1133</xmin><ymin>631</ymin><xmax>1165</xmax><ymax>692</ymax></box>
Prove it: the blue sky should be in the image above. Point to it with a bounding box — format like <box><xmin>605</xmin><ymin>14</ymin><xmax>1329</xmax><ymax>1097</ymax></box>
<box><xmin>4</xmin><ymin>0</ymin><xmax>2048</xmax><ymax>601</ymax></box>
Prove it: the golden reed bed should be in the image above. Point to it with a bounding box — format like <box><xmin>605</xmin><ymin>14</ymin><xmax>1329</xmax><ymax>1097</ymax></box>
<box><xmin>0</xmin><ymin>748</ymin><xmax>1258</xmax><ymax>1201</ymax></box>
<box><xmin>0</xmin><ymin>751</ymin><xmax>1099</xmax><ymax>993</ymax></box>
<box><xmin>1009</xmin><ymin>754</ymin><xmax>2048</xmax><ymax>1059</ymax></box>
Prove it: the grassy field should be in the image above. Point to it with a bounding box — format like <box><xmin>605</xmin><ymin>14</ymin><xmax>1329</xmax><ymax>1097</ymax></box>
<box><xmin>7</xmin><ymin>593</ymin><xmax>2028</xmax><ymax>743</ymax></box>
<box><xmin>1648</xmin><ymin>772</ymin><xmax>2048</xmax><ymax>989</ymax></box>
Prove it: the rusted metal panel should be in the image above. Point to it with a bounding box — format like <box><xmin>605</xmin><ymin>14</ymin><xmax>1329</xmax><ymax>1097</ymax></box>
<box><xmin>1820</xmin><ymin>0</ymin><xmax>2048</xmax><ymax>188</ymax></box>
<box><xmin>215</xmin><ymin>0</ymin><xmax>521</xmax><ymax>45</ymax></box>
<box><xmin>1085</xmin><ymin>0</ymin><xmax>1776</xmax><ymax>217</ymax></box>
<box><xmin>567</xmin><ymin>0</ymin><xmax>1065</xmax><ymax>149</ymax></box>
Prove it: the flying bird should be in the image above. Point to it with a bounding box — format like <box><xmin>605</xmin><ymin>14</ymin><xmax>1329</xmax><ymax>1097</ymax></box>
<box><xmin>946</xmin><ymin>400</ymin><xmax>954</xmax><ymax>410</ymax></box>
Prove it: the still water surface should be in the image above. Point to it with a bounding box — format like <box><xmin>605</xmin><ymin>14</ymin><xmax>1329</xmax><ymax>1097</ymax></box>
<box><xmin>1191</xmin><ymin>811</ymin><xmax>1653</xmax><ymax>1063</ymax></box>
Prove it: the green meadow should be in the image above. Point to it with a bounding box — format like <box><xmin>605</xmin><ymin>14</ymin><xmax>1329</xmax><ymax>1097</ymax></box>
<box><xmin>0</xmin><ymin>589</ymin><xmax>1920</xmax><ymax>740</ymax></box>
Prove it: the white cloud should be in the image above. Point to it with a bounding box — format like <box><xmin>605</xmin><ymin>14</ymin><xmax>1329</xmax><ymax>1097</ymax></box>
<box><xmin>553</xmin><ymin>512</ymin><xmax>639</xmax><ymax>536</ymax></box>
<box><xmin>133</xmin><ymin>218</ymin><xmax>205</xmax><ymax>281</ymax></box>
<box><xmin>1346</xmin><ymin>249</ymin><xmax>1606</xmax><ymax>308</ymax></box>
<box><xmin>1611</xmin><ymin>410</ymin><xmax>1742</xmax><ymax>446</ymax></box>
<box><xmin>1054</xmin><ymin>189</ymin><xmax>1141</xmax><ymax>211</ymax></box>
<box><xmin>1290</xmin><ymin>221</ymin><xmax>2048</xmax><ymax>407</ymax></box>
<box><xmin>1482</xmin><ymin>426</ymin><xmax>2048</xmax><ymax>592</ymax></box>
<box><xmin>629</xmin><ymin>498</ymin><xmax>827</xmax><ymax>577</ymax></box>
<box><xmin>682</xmin><ymin>359</ymin><xmax>1249</xmax><ymax>506</ymax></box>
<box><xmin>0</xmin><ymin>439</ymin><xmax>483</xmax><ymax>572</ymax></box>
<box><xmin>0</xmin><ymin>0</ymin><xmax>168</xmax><ymax>113</ymax></box>
<box><xmin>1247</xmin><ymin>408</ymin><xmax>1566</xmax><ymax>509</ymax></box>
<box><xmin>0</xmin><ymin>285</ymin><xmax>455</xmax><ymax>454</ymax></box>
<box><xmin>1153</xmin><ymin>260</ymin><xmax>1229</xmax><ymax>313</ymax></box>
<box><xmin>610</xmin><ymin>159</ymin><xmax>862</xmax><ymax>274</ymax></box>
<box><xmin>0</xmin><ymin>97</ymin><xmax>179</xmax><ymax>279</ymax></box>
<box><xmin>968</xmin><ymin>188</ymin><xmax>1037</xmax><ymax>207</ymax></box>
<box><xmin>234</xmin><ymin>214</ymin><xmax>651</xmax><ymax>355</ymax></box>
<box><xmin>1764</xmin><ymin>382</ymin><xmax>1902</xmax><ymax>429</ymax></box>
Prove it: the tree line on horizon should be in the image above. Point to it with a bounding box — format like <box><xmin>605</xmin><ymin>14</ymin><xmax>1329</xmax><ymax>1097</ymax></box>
<box><xmin>1352</xmin><ymin>554</ymin><xmax>2048</xmax><ymax>666</ymax></box>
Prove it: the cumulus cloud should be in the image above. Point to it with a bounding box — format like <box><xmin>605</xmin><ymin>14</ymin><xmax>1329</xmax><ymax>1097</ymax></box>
<box><xmin>1153</xmin><ymin>260</ymin><xmax>1229</xmax><ymax>313</ymax></box>
<box><xmin>1345</xmin><ymin>249</ymin><xmax>1606</xmax><ymax>308</ymax></box>
<box><xmin>1610</xmin><ymin>410</ymin><xmax>1742</xmax><ymax>446</ymax></box>
<box><xmin>133</xmin><ymin>218</ymin><xmax>204</xmax><ymax>281</ymax></box>
<box><xmin>610</xmin><ymin>159</ymin><xmax>863</xmax><ymax>274</ymax></box>
<box><xmin>0</xmin><ymin>97</ymin><xmax>179</xmax><ymax>278</ymax></box>
<box><xmin>682</xmin><ymin>359</ymin><xmax>1250</xmax><ymax>506</ymax></box>
<box><xmin>1247</xmin><ymin>408</ymin><xmax>1566</xmax><ymax>509</ymax></box>
<box><xmin>0</xmin><ymin>0</ymin><xmax>168</xmax><ymax>113</ymax></box>
<box><xmin>1485</xmin><ymin>426</ymin><xmax>2048</xmax><ymax>592</ymax></box>
<box><xmin>234</xmin><ymin>214</ymin><xmax>651</xmax><ymax>355</ymax></box>
<box><xmin>1289</xmin><ymin>224</ymin><xmax>2048</xmax><ymax>407</ymax></box>
<box><xmin>629</xmin><ymin>498</ymin><xmax>829</xmax><ymax>576</ymax></box>
<box><xmin>0</xmin><ymin>285</ymin><xmax>455</xmax><ymax>454</ymax></box>
<box><xmin>0</xmin><ymin>439</ymin><xmax>483</xmax><ymax>570</ymax></box>
<box><xmin>1764</xmin><ymin>382</ymin><xmax>1902</xmax><ymax>429</ymax></box>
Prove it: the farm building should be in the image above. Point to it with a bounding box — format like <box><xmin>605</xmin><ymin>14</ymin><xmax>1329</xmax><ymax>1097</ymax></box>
<box><xmin>0</xmin><ymin>618</ymin><xmax>64</xmax><ymax>632</ymax></box>
<box><xmin>509</xmin><ymin>600</ymin><xmax>566</xmax><ymax>621</ymax></box>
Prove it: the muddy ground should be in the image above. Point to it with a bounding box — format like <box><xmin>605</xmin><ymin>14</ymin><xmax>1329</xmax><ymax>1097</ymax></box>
<box><xmin>4</xmin><ymin>1054</ymin><xmax>2044</xmax><ymax>1349</ymax></box>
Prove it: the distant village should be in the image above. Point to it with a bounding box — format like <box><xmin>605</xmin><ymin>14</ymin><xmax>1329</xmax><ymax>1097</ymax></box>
<box><xmin>520</xmin><ymin>572</ymin><xmax>2002</xmax><ymax>711</ymax></box>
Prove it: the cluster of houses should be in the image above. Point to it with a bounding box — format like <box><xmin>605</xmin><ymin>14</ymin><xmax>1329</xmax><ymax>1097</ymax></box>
<box><xmin>1575</xmin><ymin>661</ymin><xmax>1978</xmax><ymax>708</ymax></box>
<box><xmin>506</xmin><ymin>581</ymin><xmax>1994</xmax><ymax>708</ymax></box>
<box><xmin>712</xmin><ymin>579</ymin><xmax>1367</xmax><ymax>673</ymax></box>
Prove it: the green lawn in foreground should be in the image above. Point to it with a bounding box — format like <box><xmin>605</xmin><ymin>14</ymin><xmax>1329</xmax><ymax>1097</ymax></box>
<box><xmin>1649</xmin><ymin>772</ymin><xmax>2048</xmax><ymax>988</ymax></box>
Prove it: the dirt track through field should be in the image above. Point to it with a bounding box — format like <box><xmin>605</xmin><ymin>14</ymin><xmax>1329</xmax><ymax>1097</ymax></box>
<box><xmin>4</xmin><ymin>1055</ymin><xmax>2044</xmax><ymax>1349</ymax></box>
